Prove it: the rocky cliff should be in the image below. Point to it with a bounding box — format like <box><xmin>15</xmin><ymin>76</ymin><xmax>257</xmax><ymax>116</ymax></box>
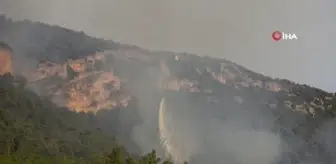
<box><xmin>0</xmin><ymin>42</ymin><xmax>12</xmax><ymax>75</ymax></box>
<box><xmin>25</xmin><ymin>52</ymin><xmax>129</xmax><ymax>113</ymax></box>
<box><xmin>23</xmin><ymin>47</ymin><xmax>333</xmax><ymax>116</ymax></box>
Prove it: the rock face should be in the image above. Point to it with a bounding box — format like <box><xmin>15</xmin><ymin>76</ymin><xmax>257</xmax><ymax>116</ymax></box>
<box><xmin>26</xmin><ymin>52</ymin><xmax>130</xmax><ymax>113</ymax></box>
<box><xmin>0</xmin><ymin>42</ymin><xmax>12</xmax><ymax>75</ymax></box>
<box><xmin>65</xmin><ymin>71</ymin><xmax>128</xmax><ymax>113</ymax></box>
<box><xmin>20</xmin><ymin>47</ymin><xmax>336</xmax><ymax>122</ymax></box>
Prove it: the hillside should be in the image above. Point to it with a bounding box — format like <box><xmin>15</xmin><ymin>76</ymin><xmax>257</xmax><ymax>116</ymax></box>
<box><xmin>0</xmin><ymin>74</ymin><xmax>179</xmax><ymax>163</ymax></box>
<box><xmin>1</xmin><ymin>14</ymin><xmax>336</xmax><ymax>163</ymax></box>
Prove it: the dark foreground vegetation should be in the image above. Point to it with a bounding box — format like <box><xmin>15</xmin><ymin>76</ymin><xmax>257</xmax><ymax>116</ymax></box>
<box><xmin>0</xmin><ymin>74</ymin><xmax>178</xmax><ymax>164</ymax></box>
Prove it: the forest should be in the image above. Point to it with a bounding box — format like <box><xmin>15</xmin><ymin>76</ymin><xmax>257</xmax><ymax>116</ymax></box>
<box><xmin>0</xmin><ymin>74</ymin><xmax>180</xmax><ymax>163</ymax></box>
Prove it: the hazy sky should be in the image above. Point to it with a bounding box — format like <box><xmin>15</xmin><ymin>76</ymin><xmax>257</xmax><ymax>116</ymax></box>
<box><xmin>0</xmin><ymin>0</ymin><xmax>335</xmax><ymax>92</ymax></box>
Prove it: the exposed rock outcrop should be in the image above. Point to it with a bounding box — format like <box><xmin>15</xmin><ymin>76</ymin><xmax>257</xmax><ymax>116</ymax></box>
<box><xmin>0</xmin><ymin>42</ymin><xmax>12</xmax><ymax>75</ymax></box>
<box><xmin>26</xmin><ymin>52</ymin><xmax>130</xmax><ymax>113</ymax></box>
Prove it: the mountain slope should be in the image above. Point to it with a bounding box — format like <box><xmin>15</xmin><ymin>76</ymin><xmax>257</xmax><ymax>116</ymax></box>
<box><xmin>1</xmin><ymin>15</ymin><xmax>336</xmax><ymax>163</ymax></box>
<box><xmin>0</xmin><ymin>72</ymin><xmax>178</xmax><ymax>164</ymax></box>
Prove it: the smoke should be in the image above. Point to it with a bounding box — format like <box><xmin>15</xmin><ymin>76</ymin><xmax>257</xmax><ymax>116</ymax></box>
<box><xmin>121</xmin><ymin>66</ymin><xmax>166</xmax><ymax>156</ymax></box>
<box><xmin>0</xmin><ymin>21</ymin><xmax>39</xmax><ymax>77</ymax></box>
<box><xmin>158</xmin><ymin>94</ymin><xmax>284</xmax><ymax>164</ymax></box>
<box><xmin>310</xmin><ymin>119</ymin><xmax>336</xmax><ymax>163</ymax></box>
<box><xmin>1</xmin><ymin>0</ymin><xmax>335</xmax><ymax>92</ymax></box>
<box><xmin>159</xmin><ymin>97</ymin><xmax>201</xmax><ymax>162</ymax></box>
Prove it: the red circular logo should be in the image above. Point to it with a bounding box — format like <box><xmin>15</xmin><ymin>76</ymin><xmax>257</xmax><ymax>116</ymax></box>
<box><xmin>272</xmin><ymin>31</ymin><xmax>282</xmax><ymax>41</ymax></box>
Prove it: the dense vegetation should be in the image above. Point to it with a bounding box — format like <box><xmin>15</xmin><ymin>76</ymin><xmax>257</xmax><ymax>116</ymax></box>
<box><xmin>0</xmin><ymin>74</ymin><xmax>177</xmax><ymax>164</ymax></box>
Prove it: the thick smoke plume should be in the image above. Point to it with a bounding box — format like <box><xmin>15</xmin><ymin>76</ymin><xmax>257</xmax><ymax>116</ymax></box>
<box><xmin>158</xmin><ymin>95</ymin><xmax>283</xmax><ymax>164</ymax></box>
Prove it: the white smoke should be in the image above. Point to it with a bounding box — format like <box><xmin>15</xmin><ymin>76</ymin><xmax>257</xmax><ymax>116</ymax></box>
<box><xmin>158</xmin><ymin>96</ymin><xmax>283</xmax><ymax>164</ymax></box>
<box><xmin>159</xmin><ymin>97</ymin><xmax>200</xmax><ymax>162</ymax></box>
